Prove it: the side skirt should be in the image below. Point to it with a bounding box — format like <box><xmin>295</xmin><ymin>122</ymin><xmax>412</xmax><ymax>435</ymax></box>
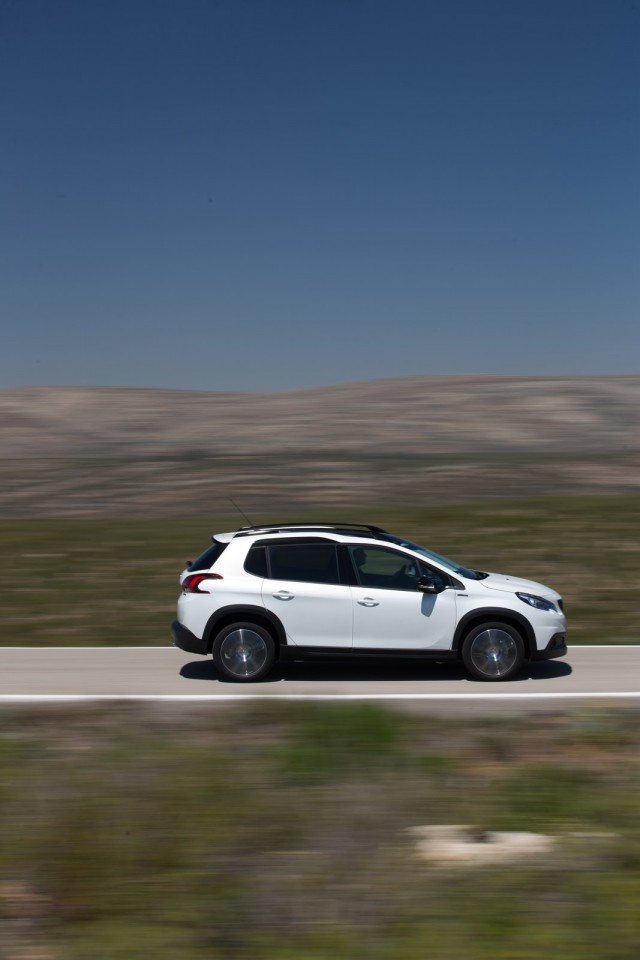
<box><xmin>278</xmin><ymin>646</ymin><xmax>458</xmax><ymax>662</ymax></box>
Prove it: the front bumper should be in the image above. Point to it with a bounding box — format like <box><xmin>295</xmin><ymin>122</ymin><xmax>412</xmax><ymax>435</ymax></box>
<box><xmin>529</xmin><ymin>633</ymin><xmax>567</xmax><ymax>661</ymax></box>
<box><xmin>171</xmin><ymin>619</ymin><xmax>208</xmax><ymax>656</ymax></box>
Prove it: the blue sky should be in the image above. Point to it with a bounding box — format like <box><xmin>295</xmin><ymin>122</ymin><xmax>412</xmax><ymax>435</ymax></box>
<box><xmin>1</xmin><ymin>0</ymin><xmax>638</xmax><ymax>391</ymax></box>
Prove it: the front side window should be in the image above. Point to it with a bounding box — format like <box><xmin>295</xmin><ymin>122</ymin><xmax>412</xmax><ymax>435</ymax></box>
<box><xmin>350</xmin><ymin>545</ymin><xmax>447</xmax><ymax>592</ymax></box>
<box><xmin>350</xmin><ymin>545</ymin><xmax>418</xmax><ymax>591</ymax></box>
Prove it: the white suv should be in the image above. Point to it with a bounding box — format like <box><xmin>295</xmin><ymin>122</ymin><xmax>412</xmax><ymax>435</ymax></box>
<box><xmin>172</xmin><ymin>522</ymin><xmax>567</xmax><ymax>682</ymax></box>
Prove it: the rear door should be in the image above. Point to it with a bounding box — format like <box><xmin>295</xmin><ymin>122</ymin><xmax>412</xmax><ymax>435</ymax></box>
<box><xmin>257</xmin><ymin>540</ymin><xmax>353</xmax><ymax>648</ymax></box>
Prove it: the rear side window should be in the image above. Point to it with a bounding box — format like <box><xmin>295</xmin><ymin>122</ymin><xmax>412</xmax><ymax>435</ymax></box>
<box><xmin>243</xmin><ymin>542</ymin><xmax>341</xmax><ymax>584</ymax></box>
<box><xmin>243</xmin><ymin>538</ymin><xmax>342</xmax><ymax>584</ymax></box>
<box><xmin>187</xmin><ymin>540</ymin><xmax>228</xmax><ymax>572</ymax></box>
<box><xmin>269</xmin><ymin>543</ymin><xmax>340</xmax><ymax>584</ymax></box>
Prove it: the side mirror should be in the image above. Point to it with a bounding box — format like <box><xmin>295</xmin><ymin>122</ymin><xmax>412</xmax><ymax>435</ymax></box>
<box><xmin>417</xmin><ymin>575</ymin><xmax>445</xmax><ymax>594</ymax></box>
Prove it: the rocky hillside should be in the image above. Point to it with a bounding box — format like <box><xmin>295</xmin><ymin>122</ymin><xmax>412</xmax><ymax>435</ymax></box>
<box><xmin>2</xmin><ymin>377</ymin><xmax>638</xmax><ymax>515</ymax></box>
<box><xmin>1</xmin><ymin>376</ymin><xmax>639</xmax><ymax>458</ymax></box>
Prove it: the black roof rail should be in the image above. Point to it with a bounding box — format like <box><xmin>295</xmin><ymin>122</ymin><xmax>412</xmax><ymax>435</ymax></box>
<box><xmin>234</xmin><ymin>522</ymin><xmax>390</xmax><ymax>538</ymax></box>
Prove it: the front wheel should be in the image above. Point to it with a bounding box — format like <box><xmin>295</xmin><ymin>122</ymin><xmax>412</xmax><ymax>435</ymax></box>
<box><xmin>212</xmin><ymin>623</ymin><xmax>276</xmax><ymax>682</ymax></box>
<box><xmin>461</xmin><ymin>622</ymin><xmax>525</xmax><ymax>681</ymax></box>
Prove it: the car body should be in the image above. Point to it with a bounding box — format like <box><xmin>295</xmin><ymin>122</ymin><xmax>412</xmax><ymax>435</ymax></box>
<box><xmin>171</xmin><ymin>522</ymin><xmax>567</xmax><ymax>682</ymax></box>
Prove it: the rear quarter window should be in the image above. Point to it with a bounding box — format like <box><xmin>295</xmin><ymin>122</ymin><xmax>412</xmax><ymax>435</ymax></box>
<box><xmin>244</xmin><ymin>545</ymin><xmax>268</xmax><ymax>578</ymax></box>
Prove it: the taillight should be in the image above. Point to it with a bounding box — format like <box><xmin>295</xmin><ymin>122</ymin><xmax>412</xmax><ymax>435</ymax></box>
<box><xmin>182</xmin><ymin>573</ymin><xmax>223</xmax><ymax>593</ymax></box>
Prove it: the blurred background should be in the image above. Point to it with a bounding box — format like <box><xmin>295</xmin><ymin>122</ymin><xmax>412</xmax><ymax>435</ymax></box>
<box><xmin>1</xmin><ymin>0</ymin><xmax>638</xmax><ymax>956</ymax></box>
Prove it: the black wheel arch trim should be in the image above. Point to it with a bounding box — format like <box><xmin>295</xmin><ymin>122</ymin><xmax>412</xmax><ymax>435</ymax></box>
<box><xmin>278</xmin><ymin>646</ymin><xmax>458</xmax><ymax>661</ymax></box>
<box><xmin>203</xmin><ymin>605</ymin><xmax>288</xmax><ymax>653</ymax></box>
<box><xmin>452</xmin><ymin>608</ymin><xmax>535</xmax><ymax>657</ymax></box>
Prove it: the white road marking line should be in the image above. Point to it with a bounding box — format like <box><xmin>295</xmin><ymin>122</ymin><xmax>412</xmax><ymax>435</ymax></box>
<box><xmin>0</xmin><ymin>646</ymin><xmax>176</xmax><ymax>651</ymax></box>
<box><xmin>1</xmin><ymin>692</ymin><xmax>640</xmax><ymax>703</ymax></box>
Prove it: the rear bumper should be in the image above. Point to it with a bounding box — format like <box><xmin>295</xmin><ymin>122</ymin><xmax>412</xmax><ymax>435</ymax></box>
<box><xmin>530</xmin><ymin>633</ymin><xmax>567</xmax><ymax>661</ymax></box>
<box><xmin>171</xmin><ymin>620</ymin><xmax>208</xmax><ymax>656</ymax></box>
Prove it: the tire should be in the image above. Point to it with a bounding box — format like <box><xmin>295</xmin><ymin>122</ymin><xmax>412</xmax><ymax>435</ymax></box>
<box><xmin>461</xmin><ymin>622</ymin><xmax>525</xmax><ymax>682</ymax></box>
<box><xmin>212</xmin><ymin>622</ymin><xmax>276</xmax><ymax>682</ymax></box>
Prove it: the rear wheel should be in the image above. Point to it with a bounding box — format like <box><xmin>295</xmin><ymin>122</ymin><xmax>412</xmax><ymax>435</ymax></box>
<box><xmin>212</xmin><ymin>622</ymin><xmax>275</xmax><ymax>682</ymax></box>
<box><xmin>461</xmin><ymin>622</ymin><xmax>525</xmax><ymax>681</ymax></box>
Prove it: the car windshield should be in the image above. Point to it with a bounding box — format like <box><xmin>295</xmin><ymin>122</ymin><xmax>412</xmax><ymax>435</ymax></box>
<box><xmin>381</xmin><ymin>534</ymin><xmax>483</xmax><ymax>580</ymax></box>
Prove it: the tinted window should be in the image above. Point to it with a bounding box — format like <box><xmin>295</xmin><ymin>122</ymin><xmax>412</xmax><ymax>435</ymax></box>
<box><xmin>188</xmin><ymin>540</ymin><xmax>228</xmax><ymax>571</ymax></box>
<box><xmin>350</xmin><ymin>545</ymin><xmax>427</xmax><ymax>591</ymax></box>
<box><xmin>268</xmin><ymin>543</ymin><xmax>340</xmax><ymax>584</ymax></box>
<box><xmin>244</xmin><ymin>545</ymin><xmax>268</xmax><ymax>578</ymax></box>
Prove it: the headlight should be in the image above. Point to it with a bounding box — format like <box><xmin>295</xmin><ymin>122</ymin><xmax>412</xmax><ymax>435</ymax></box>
<box><xmin>517</xmin><ymin>592</ymin><xmax>556</xmax><ymax>612</ymax></box>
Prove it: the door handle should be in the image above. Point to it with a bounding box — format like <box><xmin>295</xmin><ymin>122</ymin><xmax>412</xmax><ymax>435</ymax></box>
<box><xmin>357</xmin><ymin>598</ymin><xmax>379</xmax><ymax>607</ymax></box>
<box><xmin>273</xmin><ymin>590</ymin><xmax>294</xmax><ymax>601</ymax></box>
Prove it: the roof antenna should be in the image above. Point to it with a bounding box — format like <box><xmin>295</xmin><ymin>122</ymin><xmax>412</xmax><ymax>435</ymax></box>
<box><xmin>229</xmin><ymin>498</ymin><xmax>253</xmax><ymax>527</ymax></box>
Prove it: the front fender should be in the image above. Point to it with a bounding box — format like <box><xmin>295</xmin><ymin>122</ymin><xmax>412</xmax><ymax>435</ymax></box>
<box><xmin>452</xmin><ymin>608</ymin><xmax>535</xmax><ymax>657</ymax></box>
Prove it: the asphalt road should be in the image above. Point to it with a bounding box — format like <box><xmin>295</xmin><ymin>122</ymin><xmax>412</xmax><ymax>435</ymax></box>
<box><xmin>1</xmin><ymin>645</ymin><xmax>639</xmax><ymax>713</ymax></box>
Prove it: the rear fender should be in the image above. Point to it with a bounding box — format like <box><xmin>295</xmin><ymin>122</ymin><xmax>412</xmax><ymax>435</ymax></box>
<box><xmin>203</xmin><ymin>605</ymin><xmax>288</xmax><ymax>653</ymax></box>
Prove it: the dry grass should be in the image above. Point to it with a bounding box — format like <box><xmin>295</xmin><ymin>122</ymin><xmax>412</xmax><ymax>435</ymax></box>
<box><xmin>0</xmin><ymin>702</ymin><xmax>639</xmax><ymax>959</ymax></box>
<box><xmin>1</xmin><ymin>493</ymin><xmax>638</xmax><ymax>647</ymax></box>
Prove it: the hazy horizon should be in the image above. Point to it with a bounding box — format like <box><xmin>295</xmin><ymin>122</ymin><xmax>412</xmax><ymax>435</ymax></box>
<box><xmin>2</xmin><ymin>370</ymin><xmax>640</xmax><ymax>397</ymax></box>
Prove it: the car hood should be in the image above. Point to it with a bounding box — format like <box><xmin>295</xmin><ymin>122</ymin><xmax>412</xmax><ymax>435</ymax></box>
<box><xmin>478</xmin><ymin>572</ymin><xmax>559</xmax><ymax>598</ymax></box>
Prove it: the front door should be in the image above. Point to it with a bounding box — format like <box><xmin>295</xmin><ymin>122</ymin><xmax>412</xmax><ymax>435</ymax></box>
<box><xmin>349</xmin><ymin>545</ymin><xmax>457</xmax><ymax>650</ymax></box>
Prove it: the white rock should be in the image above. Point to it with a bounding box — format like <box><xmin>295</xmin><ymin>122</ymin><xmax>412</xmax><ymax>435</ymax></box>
<box><xmin>410</xmin><ymin>825</ymin><xmax>555</xmax><ymax>863</ymax></box>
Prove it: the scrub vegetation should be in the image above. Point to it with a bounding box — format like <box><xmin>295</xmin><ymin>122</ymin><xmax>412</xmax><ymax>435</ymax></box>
<box><xmin>0</xmin><ymin>702</ymin><xmax>639</xmax><ymax>959</ymax></box>
<box><xmin>1</xmin><ymin>492</ymin><xmax>639</xmax><ymax>646</ymax></box>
